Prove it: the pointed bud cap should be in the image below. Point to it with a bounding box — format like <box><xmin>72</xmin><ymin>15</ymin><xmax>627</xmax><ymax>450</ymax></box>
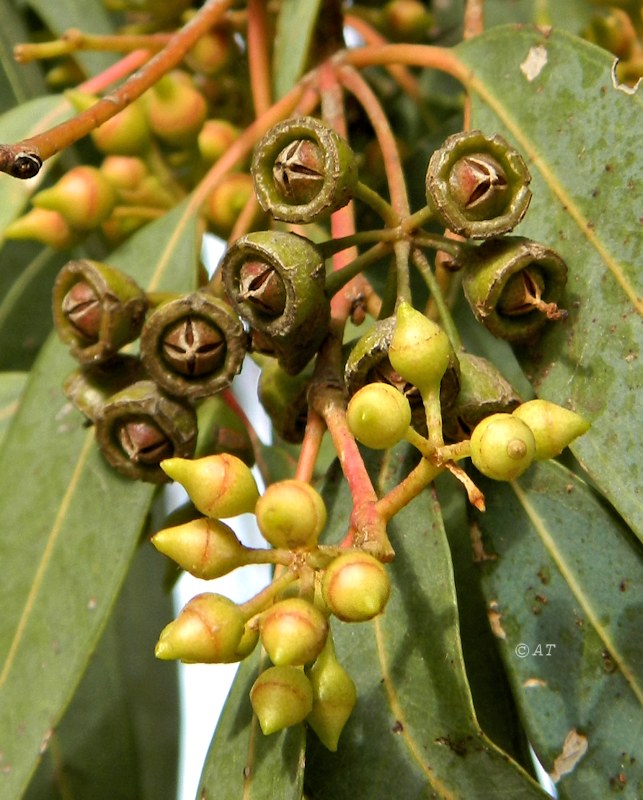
<box><xmin>389</xmin><ymin>302</ymin><xmax>452</xmax><ymax>395</ymax></box>
<box><xmin>347</xmin><ymin>383</ymin><xmax>411</xmax><ymax>449</ymax></box>
<box><xmin>34</xmin><ymin>165</ymin><xmax>116</xmax><ymax>230</ymax></box>
<box><xmin>260</xmin><ymin>598</ymin><xmax>329</xmax><ymax>666</ymax></box>
<box><xmin>322</xmin><ymin>552</ymin><xmax>391</xmax><ymax>622</ymax></box>
<box><xmin>161</xmin><ymin>453</ymin><xmax>259</xmax><ymax>518</ymax></box>
<box><xmin>154</xmin><ymin>593</ymin><xmax>245</xmax><ymax>663</ymax></box>
<box><xmin>512</xmin><ymin>399</ymin><xmax>589</xmax><ymax>460</ymax></box>
<box><xmin>250</xmin><ymin>666</ymin><xmax>313</xmax><ymax>735</ymax></box>
<box><xmin>4</xmin><ymin>207</ymin><xmax>77</xmax><ymax>249</ymax></box>
<box><xmin>255</xmin><ymin>480</ymin><xmax>327</xmax><ymax>549</ymax></box>
<box><xmin>470</xmin><ymin>413</ymin><xmax>536</xmax><ymax>481</ymax></box>
<box><xmin>152</xmin><ymin>517</ymin><xmax>250</xmax><ymax>579</ymax></box>
<box><xmin>306</xmin><ymin>638</ymin><xmax>357</xmax><ymax>751</ymax></box>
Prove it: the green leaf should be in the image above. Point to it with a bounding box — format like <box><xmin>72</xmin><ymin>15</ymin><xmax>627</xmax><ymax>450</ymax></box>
<box><xmin>472</xmin><ymin>460</ymin><xmax>643</xmax><ymax>798</ymax></box>
<box><xmin>0</xmin><ymin>0</ymin><xmax>48</xmax><ymax>113</ymax></box>
<box><xmin>24</xmin><ymin>542</ymin><xmax>179</xmax><ymax>800</ymax></box>
<box><xmin>484</xmin><ymin>0</ymin><xmax>595</xmax><ymax>32</ymax></box>
<box><xmin>306</xmin><ymin>451</ymin><xmax>548</xmax><ymax>799</ymax></box>
<box><xmin>0</xmin><ymin>371</ymin><xmax>26</xmax><ymax>446</ymax></box>
<box><xmin>0</xmin><ymin>199</ymin><xmax>199</xmax><ymax>798</ymax></box>
<box><xmin>198</xmin><ymin>648</ymin><xmax>306</xmax><ymax>800</ymax></box>
<box><xmin>455</xmin><ymin>27</ymin><xmax>643</xmax><ymax>536</ymax></box>
<box><xmin>273</xmin><ymin>0</ymin><xmax>323</xmax><ymax>98</ymax></box>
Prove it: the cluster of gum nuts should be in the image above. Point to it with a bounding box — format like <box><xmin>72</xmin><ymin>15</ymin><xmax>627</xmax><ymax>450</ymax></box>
<box><xmin>151</xmin><ymin>301</ymin><xmax>589</xmax><ymax>749</ymax></box>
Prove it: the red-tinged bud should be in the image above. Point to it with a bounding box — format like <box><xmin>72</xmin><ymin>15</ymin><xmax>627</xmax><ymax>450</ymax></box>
<box><xmin>306</xmin><ymin>637</ymin><xmax>357</xmax><ymax>751</ymax></box>
<box><xmin>161</xmin><ymin>453</ymin><xmax>259</xmax><ymax>518</ymax></box>
<box><xmin>203</xmin><ymin>173</ymin><xmax>260</xmax><ymax>237</ymax></box>
<box><xmin>144</xmin><ymin>70</ymin><xmax>207</xmax><ymax>148</ymax></box>
<box><xmin>198</xmin><ymin>119</ymin><xmax>240</xmax><ymax>164</ymax></box>
<box><xmin>255</xmin><ymin>480</ymin><xmax>327</xmax><ymax>549</ymax></box>
<box><xmin>155</xmin><ymin>593</ymin><xmax>245</xmax><ymax>663</ymax></box>
<box><xmin>250</xmin><ymin>665</ymin><xmax>313</xmax><ymax>735</ymax></box>
<box><xmin>101</xmin><ymin>156</ymin><xmax>149</xmax><ymax>192</ymax></box>
<box><xmin>185</xmin><ymin>26</ymin><xmax>236</xmax><ymax>75</ymax></box>
<box><xmin>66</xmin><ymin>90</ymin><xmax>151</xmax><ymax>155</ymax></box>
<box><xmin>4</xmin><ymin>207</ymin><xmax>77</xmax><ymax>249</ymax></box>
<box><xmin>512</xmin><ymin>399</ymin><xmax>590</xmax><ymax>460</ymax></box>
<box><xmin>322</xmin><ymin>552</ymin><xmax>391</xmax><ymax>622</ymax></box>
<box><xmin>33</xmin><ymin>165</ymin><xmax>116</xmax><ymax>230</ymax></box>
<box><xmin>260</xmin><ymin>598</ymin><xmax>329</xmax><ymax>666</ymax></box>
<box><xmin>152</xmin><ymin>517</ymin><xmax>251</xmax><ymax>579</ymax></box>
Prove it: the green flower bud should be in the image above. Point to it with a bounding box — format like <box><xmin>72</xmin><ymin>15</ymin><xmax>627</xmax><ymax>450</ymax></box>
<box><xmin>257</xmin><ymin>359</ymin><xmax>312</xmax><ymax>443</ymax></box>
<box><xmin>255</xmin><ymin>479</ymin><xmax>327</xmax><ymax>549</ymax></box>
<box><xmin>140</xmin><ymin>290</ymin><xmax>247</xmax><ymax>399</ymax></box>
<box><xmin>346</xmin><ymin>383</ymin><xmax>411</xmax><ymax>449</ymax></box>
<box><xmin>383</xmin><ymin>1</ymin><xmax>433</xmax><ymax>41</ymax></box>
<box><xmin>95</xmin><ymin>380</ymin><xmax>197</xmax><ymax>482</ymax></box>
<box><xmin>198</xmin><ymin>119</ymin><xmax>240</xmax><ymax>164</ymax></box>
<box><xmin>155</xmin><ymin>593</ymin><xmax>245</xmax><ymax>663</ymax></box>
<box><xmin>144</xmin><ymin>70</ymin><xmax>207</xmax><ymax>147</ymax></box>
<box><xmin>462</xmin><ymin>236</ymin><xmax>568</xmax><ymax>342</ymax></box>
<box><xmin>426</xmin><ymin>130</ymin><xmax>531</xmax><ymax>238</ymax></box>
<box><xmin>260</xmin><ymin>598</ymin><xmax>329</xmax><ymax>666</ymax></box>
<box><xmin>220</xmin><ymin>231</ymin><xmax>329</xmax><ymax>375</ymax></box>
<box><xmin>33</xmin><ymin>165</ymin><xmax>117</xmax><ymax>230</ymax></box>
<box><xmin>185</xmin><ymin>26</ymin><xmax>236</xmax><ymax>75</ymax></box>
<box><xmin>306</xmin><ymin>637</ymin><xmax>357</xmax><ymax>751</ymax></box>
<box><xmin>161</xmin><ymin>453</ymin><xmax>260</xmax><ymax>518</ymax></box>
<box><xmin>4</xmin><ymin>207</ymin><xmax>77</xmax><ymax>249</ymax></box>
<box><xmin>470</xmin><ymin>413</ymin><xmax>536</xmax><ymax>481</ymax></box>
<box><xmin>203</xmin><ymin>173</ymin><xmax>260</xmax><ymax>237</ymax></box>
<box><xmin>152</xmin><ymin>517</ymin><xmax>250</xmax><ymax>579</ymax></box>
<box><xmin>53</xmin><ymin>259</ymin><xmax>147</xmax><ymax>364</ymax></box>
<box><xmin>66</xmin><ymin>90</ymin><xmax>151</xmax><ymax>155</ymax></box>
<box><xmin>100</xmin><ymin>155</ymin><xmax>149</xmax><ymax>191</ymax></box>
<box><xmin>250</xmin><ymin>665</ymin><xmax>313</xmax><ymax>735</ymax></box>
<box><xmin>252</xmin><ymin>116</ymin><xmax>358</xmax><ymax>224</ymax></box>
<box><xmin>388</xmin><ymin>302</ymin><xmax>452</xmax><ymax>396</ymax></box>
<box><xmin>322</xmin><ymin>552</ymin><xmax>391</xmax><ymax>622</ymax></box>
<box><xmin>512</xmin><ymin>399</ymin><xmax>590</xmax><ymax>460</ymax></box>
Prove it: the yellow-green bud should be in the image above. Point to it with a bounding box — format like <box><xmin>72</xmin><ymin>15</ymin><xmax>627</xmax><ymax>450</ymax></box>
<box><xmin>250</xmin><ymin>665</ymin><xmax>313</xmax><ymax>735</ymax></box>
<box><xmin>512</xmin><ymin>399</ymin><xmax>590</xmax><ymax>460</ymax></box>
<box><xmin>322</xmin><ymin>552</ymin><xmax>391</xmax><ymax>622</ymax></box>
<box><xmin>306</xmin><ymin>638</ymin><xmax>357</xmax><ymax>751</ymax></box>
<box><xmin>4</xmin><ymin>207</ymin><xmax>77</xmax><ymax>249</ymax></box>
<box><xmin>260</xmin><ymin>598</ymin><xmax>329</xmax><ymax>666</ymax></box>
<box><xmin>155</xmin><ymin>593</ymin><xmax>245</xmax><ymax>663</ymax></box>
<box><xmin>255</xmin><ymin>479</ymin><xmax>327</xmax><ymax>549</ymax></box>
<box><xmin>33</xmin><ymin>165</ymin><xmax>116</xmax><ymax>230</ymax></box>
<box><xmin>151</xmin><ymin>517</ymin><xmax>249</xmax><ymax>579</ymax></box>
<box><xmin>388</xmin><ymin>302</ymin><xmax>451</xmax><ymax>395</ymax></box>
<box><xmin>161</xmin><ymin>454</ymin><xmax>259</xmax><ymax>518</ymax></box>
<box><xmin>346</xmin><ymin>383</ymin><xmax>411</xmax><ymax>449</ymax></box>
<box><xmin>470</xmin><ymin>413</ymin><xmax>536</xmax><ymax>481</ymax></box>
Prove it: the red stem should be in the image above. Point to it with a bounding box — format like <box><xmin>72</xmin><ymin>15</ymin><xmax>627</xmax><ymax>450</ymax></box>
<box><xmin>247</xmin><ymin>0</ymin><xmax>273</xmax><ymax>116</ymax></box>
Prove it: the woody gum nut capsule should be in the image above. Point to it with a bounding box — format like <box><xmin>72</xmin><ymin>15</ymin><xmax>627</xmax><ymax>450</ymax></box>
<box><xmin>161</xmin><ymin>453</ymin><xmax>259</xmax><ymax>518</ymax></box>
<box><xmin>306</xmin><ymin>639</ymin><xmax>357</xmax><ymax>751</ymax></box>
<box><xmin>512</xmin><ymin>399</ymin><xmax>590</xmax><ymax>460</ymax></box>
<box><xmin>220</xmin><ymin>231</ymin><xmax>329</xmax><ymax>374</ymax></box>
<box><xmin>426</xmin><ymin>130</ymin><xmax>531</xmax><ymax>238</ymax></box>
<box><xmin>255</xmin><ymin>480</ymin><xmax>327</xmax><ymax>549</ymax></box>
<box><xmin>260</xmin><ymin>598</ymin><xmax>329</xmax><ymax>666</ymax></box>
<box><xmin>462</xmin><ymin>236</ymin><xmax>568</xmax><ymax>342</ymax></box>
<box><xmin>152</xmin><ymin>517</ymin><xmax>250</xmax><ymax>579</ymax></box>
<box><xmin>63</xmin><ymin>355</ymin><xmax>145</xmax><ymax>423</ymax></box>
<box><xmin>388</xmin><ymin>302</ymin><xmax>452</xmax><ymax>396</ymax></box>
<box><xmin>322</xmin><ymin>552</ymin><xmax>391</xmax><ymax>622</ymax></box>
<box><xmin>53</xmin><ymin>259</ymin><xmax>148</xmax><ymax>364</ymax></box>
<box><xmin>140</xmin><ymin>290</ymin><xmax>247</xmax><ymax>399</ymax></box>
<box><xmin>95</xmin><ymin>380</ymin><xmax>197</xmax><ymax>483</ymax></box>
<box><xmin>155</xmin><ymin>593</ymin><xmax>245</xmax><ymax>663</ymax></box>
<box><xmin>346</xmin><ymin>383</ymin><xmax>411</xmax><ymax>450</ymax></box>
<box><xmin>250</xmin><ymin>666</ymin><xmax>313</xmax><ymax>735</ymax></box>
<box><xmin>470</xmin><ymin>413</ymin><xmax>536</xmax><ymax>481</ymax></box>
<box><xmin>252</xmin><ymin>116</ymin><xmax>358</xmax><ymax>224</ymax></box>
<box><xmin>33</xmin><ymin>165</ymin><xmax>117</xmax><ymax>230</ymax></box>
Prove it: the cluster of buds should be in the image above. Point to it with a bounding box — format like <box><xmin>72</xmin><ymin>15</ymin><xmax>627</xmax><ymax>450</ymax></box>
<box><xmin>152</xmin><ymin>454</ymin><xmax>392</xmax><ymax>749</ymax></box>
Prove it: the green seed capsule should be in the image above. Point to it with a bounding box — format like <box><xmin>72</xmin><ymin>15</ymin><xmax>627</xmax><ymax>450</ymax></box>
<box><xmin>346</xmin><ymin>383</ymin><xmax>411</xmax><ymax>449</ymax></box>
<box><xmin>322</xmin><ymin>552</ymin><xmax>391</xmax><ymax>622</ymax></box>
<box><xmin>470</xmin><ymin>413</ymin><xmax>536</xmax><ymax>481</ymax></box>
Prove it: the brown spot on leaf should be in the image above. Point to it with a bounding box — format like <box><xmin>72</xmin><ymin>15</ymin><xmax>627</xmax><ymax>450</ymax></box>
<box><xmin>488</xmin><ymin>601</ymin><xmax>506</xmax><ymax>639</ymax></box>
<box><xmin>550</xmin><ymin>729</ymin><xmax>588</xmax><ymax>783</ymax></box>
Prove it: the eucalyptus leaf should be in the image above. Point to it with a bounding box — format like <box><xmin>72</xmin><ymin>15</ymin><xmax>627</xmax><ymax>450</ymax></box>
<box><xmin>0</xmin><ymin>371</ymin><xmax>26</xmax><ymax>445</ymax></box>
<box><xmin>306</xmin><ymin>451</ymin><xmax>548</xmax><ymax>799</ymax></box>
<box><xmin>455</xmin><ymin>27</ymin><xmax>643</xmax><ymax>536</ymax></box>
<box><xmin>273</xmin><ymin>0</ymin><xmax>323</xmax><ymax>98</ymax></box>
<box><xmin>198</xmin><ymin>648</ymin><xmax>306</xmax><ymax>800</ymax></box>
<box><xmin>0</xmin><ymin>199</ymin><xmax>199</xmax><ymax>798</ymax></box>
<box><xmin>0</xmin><ymin>0</ymin><xmax>48</xmax><ymax>113</ymax></box>
<box><xmin>472</xmin><ymin>460</ymin><xmax>643</xmax><ymax>799</ymax></box>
